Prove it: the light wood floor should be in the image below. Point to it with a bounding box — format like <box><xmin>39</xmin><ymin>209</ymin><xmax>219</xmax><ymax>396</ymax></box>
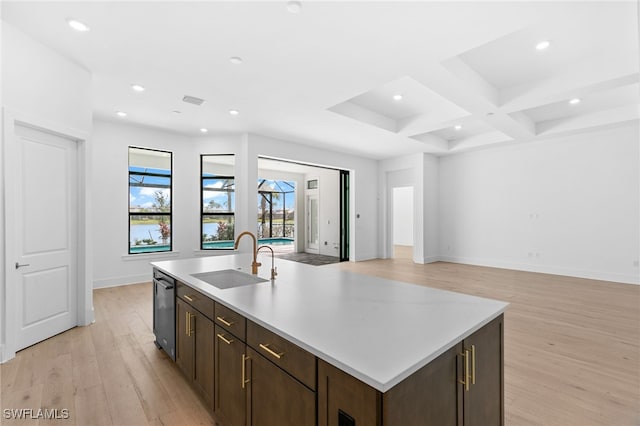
<box><xmin>1</xmin><ymin>260</ymin><xmax>638</xmax><ymax>425</ymax></box>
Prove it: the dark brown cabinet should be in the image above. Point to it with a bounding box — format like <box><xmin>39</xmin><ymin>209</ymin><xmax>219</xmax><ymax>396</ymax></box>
<box><xmin>247</xmin><ymin>347</ymin><xmax>316</xmax><ymax>426</ymax></box>
<box><xmin>319</xmin><ymin>314</ymin><xmax>504</xmax><ymax>426</ymax></box>
<box><xmin>176</xmin><ymin>298</ymin><xmax>194</xmax><ymax>378</ymax></box>
<box><xmin>194</xmin><ymin>313</ymin><xmax>214</xmax><ymax>406</ymax></box>
<box><xmin>318</xmin><ymin>360</ymin><xmax>382</xmax><ymax>426</ymax></box>
<box><xmin>176</xmin><ymin>290</ymin><xmax>215</xmax><ymax>409</ymax></box>
<box><xmin>460</xmin><ymin>315</ymin><xmax>503</xmax><ymax>426</ymax></box>
<box><xmin>214</xmin><ymin>318</ymin><xmax>317</xmax><ymax>426</ymax></box>
<box><xmin>214</xmin><ymin>325</ymin><xmax>246</xmax><ymax>426</ymax></box>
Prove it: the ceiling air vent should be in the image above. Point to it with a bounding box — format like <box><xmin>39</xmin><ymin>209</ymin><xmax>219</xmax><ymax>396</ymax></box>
<box><xmin>182</xmin><ymin>95</ymin><xmax>205</xmax><ymax>106</ymax></box>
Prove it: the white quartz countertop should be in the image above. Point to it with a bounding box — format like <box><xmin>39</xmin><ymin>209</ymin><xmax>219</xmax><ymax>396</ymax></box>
<box><xmin>152</xmin><ymin>254</ymin><xmax>508</xmax><ymax>392</ymax></box>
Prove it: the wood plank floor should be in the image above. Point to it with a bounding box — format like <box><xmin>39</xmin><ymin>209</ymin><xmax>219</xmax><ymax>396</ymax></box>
<box><xmin>1</xmin><ymin>260</ymin><xmax>638</xmax><ymax>425</ymax></box>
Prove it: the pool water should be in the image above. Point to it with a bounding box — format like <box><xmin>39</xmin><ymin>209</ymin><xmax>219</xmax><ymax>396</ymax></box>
<box><xmin>203</xmin><ymin>237</ymin><xmax>294</xmax><ymax>249</ymax></box>
<box><xmin>129</xmin><ymin>244</ymin><xmax>171</xmax><ymax>254</ymax></box>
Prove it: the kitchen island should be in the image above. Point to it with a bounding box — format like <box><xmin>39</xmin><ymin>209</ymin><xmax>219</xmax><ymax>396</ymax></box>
<box><xmin>152</xmin><ymin>253</ymin><xmax>508</xmax><ymax>426</ymax></box>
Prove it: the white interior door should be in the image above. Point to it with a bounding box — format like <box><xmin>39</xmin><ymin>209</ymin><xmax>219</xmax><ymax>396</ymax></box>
<box><xmin>306</xmin><ymin>194</ymin><xmax>319</xmax><ymax>253</ymax></box>
<box><xmin>13</xmin><ymin>123</ymin><xmax>78</xmax><ymax>350</ymax></box>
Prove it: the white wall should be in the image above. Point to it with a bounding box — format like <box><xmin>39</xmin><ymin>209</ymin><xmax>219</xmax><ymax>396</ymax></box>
<box><xmin>91</xmin><ymin>125</ymin><xmax>379</xmax><ymax>287</ymax></box>
<box><xmin>423</xmin><ymin>153</ymin><xmax>439</xmax><ymax>263</ymax></box>
<box><xmin>247</xmin><ymin>134</ymin><xmax>379</xmax><ymax>261</ymax></box>
<box><xmin>92</xmin><ymin>120</ymin><xmax>244</xmax><ymax>288</ymax></box>
<box><xmin>439</xmin><ymin>124</ymin><xmax>640</xmax><ymax>284</ymax></box>
<box><xmin>1</xmin><ymin>22</ymin><xmax>93</xmax><ymax>360</ymax></box>
<box><xmin>393</xmin><ymin>187</ymin><xmax>413</xmax><ymax>246</ymax></box>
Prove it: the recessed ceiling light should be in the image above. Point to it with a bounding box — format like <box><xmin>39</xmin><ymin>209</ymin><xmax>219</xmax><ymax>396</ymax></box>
<box><xmin>569</xmin><ymin>98</ymin><xmax>581</xmax><ymax>105</ymax></box>
<box><xmin>67</xmin><ymin>18</ymin><xmax>90</xmax><ymax>32</ymax></box>
<box><xmin>454</xmin><ymin>125</ymin><xmax>463</xmax><ymax>131</ymax></box>
<box><xmin>287</xmin><ymin>1</ymin><xmax>302</xmax><ymax>13</ymax></box>
<box><xmin>200</xmin><ymin>128</ymin><xmax>208</xmax><ymax>133</ymax></box>
<box><xmin>535</xmin><ymin>40</ymin><xmax>550</xmax><ymax>51</ymax></box>
<box><xmin>230</xmin><ymin>56</ymin><xmax>243</xmax><ymax>65</ymax></box>
<box><xmin>116</xmin><ymin>111</ymin><xmax>127</xmax><ymax>117</ymax></box>
<box><xmin>229</xmin><ymin>109</ymin><xmax>239</xmax><ymax>116</ymax></box>
<box><xmin>393</xmin><ymin>94</ymin><xmax>403</xmax><ymax>101</ymax></box>
<box><xmin>131</xmin><ymin>84</ymin><xmax>145</xmax><ymax>92</ymax></box>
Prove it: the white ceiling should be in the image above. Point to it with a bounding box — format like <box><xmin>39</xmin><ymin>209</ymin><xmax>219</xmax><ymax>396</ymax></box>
<box><xmin>2</xmin><ymin>1</ymin><xmax>638</xmax><ymax>160</ymax></box>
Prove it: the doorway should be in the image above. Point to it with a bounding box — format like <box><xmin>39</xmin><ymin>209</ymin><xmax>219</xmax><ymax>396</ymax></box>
<box><xmin>392</xmin><ymin>186</ymin><xmax>414</xmax><ymax>260</ymax></box>
<box><xmin>5</xmin><ymin>122</ymin><xmax>80</xmax><ymax>352</ymax></box>
<box><xmin>257</xmin><ymin>157</ymin><xmax>349</xmax><ymax>261</ymax></box>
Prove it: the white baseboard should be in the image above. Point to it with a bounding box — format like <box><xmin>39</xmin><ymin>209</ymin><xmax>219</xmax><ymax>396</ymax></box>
<box><xmin>93</xmin><ymin>274</ymin><xmax>150</xmax><ymax>289</ymax></box>
<box><xmin>438</xmin><ymin>256</ymin><xmax>640</xmax><ymax>285</ymax></box>
<box><xmin>353</xmin><ymin>251</ymin><xmax>378</xmax><ymax>262</ymax></box>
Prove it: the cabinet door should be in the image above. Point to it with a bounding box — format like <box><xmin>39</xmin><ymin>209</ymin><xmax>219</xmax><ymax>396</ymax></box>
<box><xmin>194</xmin><ymin>313</ymin><xmax>214</xmax><ymax>409</ymax></box>
<box><xmin>318</xmin><ymin>359</ymin><xmax>381</xmax><ymax>426</ymax></box>
<box><xmin>214</xmin><ymin>325</ymin><xmax>246</xmax><ymax>426</ymax></box>
<box><xmin>247</xmin><ymin>348</ymin><xmax>315</xmax><ymax>426</ymax></box>
<box><xmin>383</xmin><ymin>343</ymin><xmax>462</xmax><ymax>426</ymax></box>
<box><xmin>176</xmin><ymin>298</ymin><xmax>194</xmax><ymax>379</ymax></box>
<box><xmin>463</xmin><ymin>315</ymin><xmax>504</xmax><ymax>426</ymax></box>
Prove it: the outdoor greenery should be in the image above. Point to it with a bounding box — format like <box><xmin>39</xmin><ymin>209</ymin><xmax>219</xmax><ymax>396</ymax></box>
<box><xmin>202</xmin><ymin>220</ymin><xmax>235</xmax><ymax>242</ymax></box>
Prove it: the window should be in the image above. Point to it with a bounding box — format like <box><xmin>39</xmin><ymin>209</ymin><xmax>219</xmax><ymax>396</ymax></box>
<box><xmin>257</xmin><ymin>179</ymin><xmax>295</xmax><ymax>239</ymax></box>
<box><xmin>201</xmin><ymin>154</ymin><xmax>235</xmax><ymax>249</ymax></box>
<box><xmin>128</xmin><ymin>147</ymin><xmax>172</xmax><ymax>254</ymax></box>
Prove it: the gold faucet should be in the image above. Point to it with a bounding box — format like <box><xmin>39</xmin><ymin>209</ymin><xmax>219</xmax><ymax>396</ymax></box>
<box><xmin>234</xmin><ymin>231</ymin><xmax>261</xmax><ymax>275</ymax></box>
<box><xmin>257</xmin><ymin>245</ymin><xmax>278</xmax><ymax>280</ymax></box>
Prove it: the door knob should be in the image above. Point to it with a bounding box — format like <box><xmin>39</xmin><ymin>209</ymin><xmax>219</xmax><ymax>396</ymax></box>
<box><xmin>15</xmin><ymin>262</ymin><xmax>30</xmax><ymax>269</ymax></box>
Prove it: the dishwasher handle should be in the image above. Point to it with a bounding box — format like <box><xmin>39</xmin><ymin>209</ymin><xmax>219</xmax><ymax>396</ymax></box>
<box><xmin>154</xmin><ymin>278</ymin><xmax>174</xmax><ymax>290</ymax></box>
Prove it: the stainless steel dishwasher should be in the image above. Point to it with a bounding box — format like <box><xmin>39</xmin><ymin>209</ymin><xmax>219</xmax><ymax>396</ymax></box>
<box><xmin>153</xmin><ymin>268</ymin><xmax>175</xmax><ymax>360</ymax></box>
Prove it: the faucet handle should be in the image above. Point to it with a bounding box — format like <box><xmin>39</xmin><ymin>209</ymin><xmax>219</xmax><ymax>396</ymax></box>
<box><xmin>271</xmin><ymin>267</ymin><xmax>278</xmax><ymax>280</ymax></box>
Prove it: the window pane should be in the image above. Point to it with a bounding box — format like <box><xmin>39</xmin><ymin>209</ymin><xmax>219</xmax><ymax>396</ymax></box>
<box><xmin>201</xmin><ymin>154</ymin><xmax>235</xmax><ymax>249</ymax></box>
<box><xmin>202</xmin><ymin>154</ymin><xmax>234</xmax><ymax>176</ymax></box>
<box><xmin>129</xmin><ymin>215</ymin><xmax>171</xmax><ymax>253</ymax></box>
<box><xmin>202</xmin><ymin>215</ymin><xmax>235</xmax><ymax>248</ymax></box>
<box><xmin>130</xmin><ymin>183</ymin><xmax>171</xmax><ymax>213</ymax></box>
<box><xmin>203</xmin><ymin>178</ymin><xmax>235</xmax><ymax>213</ymax></box>
<box><xmin>129</xmin><ymin>147</ymin><xmax>171</xmax><ymax>170</ymax></box>
<box><xmin>129</xmin><ymin>147</ymin><xmax>172</xmax><ymax>254</ymax></box>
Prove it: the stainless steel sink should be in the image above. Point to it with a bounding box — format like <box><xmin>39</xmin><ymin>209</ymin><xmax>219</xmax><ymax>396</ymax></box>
<box><xmin>191</xmin><ymin>269</ymin><xmax>268</xmax><ymax>289</ymax></box>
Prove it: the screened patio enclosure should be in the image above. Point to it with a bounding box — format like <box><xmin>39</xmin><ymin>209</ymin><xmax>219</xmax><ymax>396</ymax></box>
<box><xmin>257</xmin><ymin>179</ymin><xmax>295</xmax><ymax>240</ymax></box>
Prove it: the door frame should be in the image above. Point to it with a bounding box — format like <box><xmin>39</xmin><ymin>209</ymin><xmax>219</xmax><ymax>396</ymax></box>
<box><xmin>1</xmin><ymin>109</ymin><xmax>93</xmax><ymax>363</ymax></box>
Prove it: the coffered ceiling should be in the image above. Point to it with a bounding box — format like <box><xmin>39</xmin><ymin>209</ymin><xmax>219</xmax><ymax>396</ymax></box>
<box><xmin>2</xmin><ymin>1</ymin><xmax>638</xmax><ymax>159</ymax></box>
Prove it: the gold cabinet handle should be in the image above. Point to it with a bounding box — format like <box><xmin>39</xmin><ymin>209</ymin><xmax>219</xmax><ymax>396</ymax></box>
<box><xmin>216</xmin><ymin>316</ymin><xmax>235</xmax><ymax>327</ymax></box>
<box><xmin>470</xmin><ymin>344</ymin><xmax>476</xmax><ymax>385</ymax></box>
<box><xmin>185</xmin><ymin>311</ymin><xmax>189</xmax><ymax>336</ymax></box>
<box><xmin>459</xmin><ymin>349</ymin><xmax>470</xmax><ymax>391</ymax></box>
<box><xmin>242</xmin><ymin>354</ymin><xmax>250</xmax><ymax>389</ymax></box>
<box><xmin>185</xmin><ymin>312</ymin><xmax>194</xmax><ymax>337</ymax></box>
<box><xmin>217</xmin><ymin>333</ymin><xmax>234</xmax><ymax>345</ymax></box>
<box><xmin>259</xmin><ymin>343</ymin><xmax>284</xmax><ymax>360</ymax></box>
<box><xmin>184</xmin><ymin>294</ymin><xmax>194</xmax><ymax>302</ymax></box>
